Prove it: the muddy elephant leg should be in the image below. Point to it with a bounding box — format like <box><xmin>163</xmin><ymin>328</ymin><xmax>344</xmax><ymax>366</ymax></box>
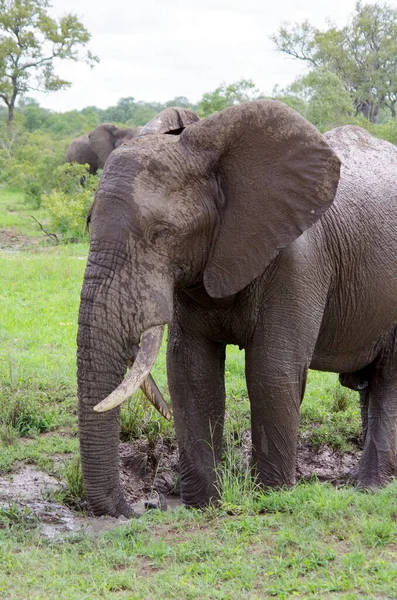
<box><xmin>245</xmin><ymin>342</ymin><xmax>309</xmax><ymax>488</ymax></box>
<box><xmin>354</xmin><ymin>345</ymin><xmax>397</xmax><ymax>488</ymax></box>
<box><xmin>167</xmin><ymin>322</ymin><xmax>226</xmax><ymax>508</ymax></box>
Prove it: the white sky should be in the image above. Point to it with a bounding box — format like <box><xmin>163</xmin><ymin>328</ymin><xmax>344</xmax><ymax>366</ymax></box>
<box><xmin>31</xmin><ymin>0</ymin><xmax>397</xmax><ymax>112</ymax></box>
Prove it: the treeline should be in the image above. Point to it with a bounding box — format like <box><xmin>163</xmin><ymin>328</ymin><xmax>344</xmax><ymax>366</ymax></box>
<box><xmin>0</xmin><ymin>96</ymin><xmax>192</xmax><ymax>136</ymax></box>
<box><xmin>0</xmin><ymin>80</ymin><xmax>261</xmax><ymax>138</ymax></box>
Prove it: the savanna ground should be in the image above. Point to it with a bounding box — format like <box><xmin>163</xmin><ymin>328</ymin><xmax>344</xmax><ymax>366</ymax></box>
<box><xmin>0</xmin><ymin>188</ymin><xmax>396</xmax><ymax>600</ymax></box>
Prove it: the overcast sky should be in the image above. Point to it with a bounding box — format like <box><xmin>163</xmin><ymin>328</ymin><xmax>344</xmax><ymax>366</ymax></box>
<box><xmin>31</xmin><ymin>0</ymin><xmax>397</xmax><ymax>112</ymax></box>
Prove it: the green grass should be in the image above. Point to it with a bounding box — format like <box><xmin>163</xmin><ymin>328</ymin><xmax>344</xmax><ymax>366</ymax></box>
<box><xmin>0</xmin><ymin>188</ymin><xmax>49</xmax><ymax>235</ymax></box>
<box><xmin>0</xmin><ymin>483</ymin><xmax>396</xmax><ymax>599</ymax></box>
<box><xmin>0</xmin><ymin>187</ymin><xmax>395</xmax><ymax>600</ymax></box>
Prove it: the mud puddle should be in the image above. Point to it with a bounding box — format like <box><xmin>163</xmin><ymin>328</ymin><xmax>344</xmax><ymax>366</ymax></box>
<box><xmin>0</xmin><ymin>464</ymin><xmax>182</xmax><ymax>541</ymax></box>
<box><xmin>0</xmin><ymin>437</ymin><xmax>360</xmax><ymax>541</ymax></box>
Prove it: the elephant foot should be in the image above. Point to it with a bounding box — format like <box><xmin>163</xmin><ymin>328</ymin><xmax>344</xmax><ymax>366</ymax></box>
<box><xmin>182</xmin><ymin>497</ymin><xmax>220</xmax><ymax>510</ymax></box>
<box><xmin>89</xmin><ymin>496</ymin><xmax>137</xmax><ymax>519</ymax></box>
<box><xmin>353</xmin><ymin>472</ymin><xmax>394</xmax><ymax>491</ymax></box>
<box><xmin>349</xmin><ymin>460</ymin><xmax>395</xmax><ymax>491</ymax></box>
<box><xmin>180</xmin><ymin>483</ymin><xmax>220</xmax><ymax>510</ymax></box>
<box><xmin>116</xmin><ymin>502</ymin><xmax>138</xmax><ymax>519</ymax></box>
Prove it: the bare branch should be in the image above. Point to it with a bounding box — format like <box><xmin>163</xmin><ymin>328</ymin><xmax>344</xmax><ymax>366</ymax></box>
<box><xmin>29</xmin><ymin>216</ymin><xmax>59</xmax><ymax>244</ymax></box>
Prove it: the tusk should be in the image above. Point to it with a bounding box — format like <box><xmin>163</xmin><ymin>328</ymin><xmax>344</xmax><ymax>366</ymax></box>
<box><xmin>94</xmin><ymin>325</ymin><xmax>165</xmax><ymax>413</ymax></box>
<box><xmin>127</xmin><ymin>345</ymin><xmax>171</xmax><ymax>419</ymax></box>
<box><xmin>128</xmin><ymin>344</ymin><xmax>171</xmax><ymax>420</ymax></box>
<box><xmin>140</xmin><ymin>374</ymin><xmax>172</xmax><ymax>421</ymax></box>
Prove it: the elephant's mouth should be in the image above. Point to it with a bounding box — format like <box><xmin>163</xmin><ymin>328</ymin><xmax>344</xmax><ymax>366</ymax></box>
<box><xmin>93</xmin><ymin>325</ymin><xmax>171</xmax><ymax>419</ymax></box>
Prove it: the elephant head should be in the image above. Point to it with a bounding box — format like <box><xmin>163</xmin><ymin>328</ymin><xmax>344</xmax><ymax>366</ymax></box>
<box><xmin>66</xmin><ymin>124</ymin><xmax>140</xmax><ymax>175</ymax></box>
<box><xmin>77</xmin><ymin>100</ymin><xmax>340</xmax><ymax>516</ymax></box>
<box><xmin>88</xmin><ymin>124</ymin><xmax>139</xmax><ymax>169</ymax></box>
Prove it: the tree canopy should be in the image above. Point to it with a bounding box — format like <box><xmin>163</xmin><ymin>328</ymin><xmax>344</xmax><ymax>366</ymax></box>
<box><xmin>272</xmin><ymin>1</ymin><xmax>397</xmax><ymax>123</ymax></box>
<box><xmin>0</xmin><ymin>0</ymin><xmax>97</xmax><ymax>124</ymax></box>
<box><xmin>197</xmin><ymin>79</ymin><xmax>262</xmax><ymax>118</ymax></box>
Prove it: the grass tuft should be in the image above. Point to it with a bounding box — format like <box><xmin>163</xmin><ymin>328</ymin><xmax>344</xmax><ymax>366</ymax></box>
<box><xmin>52</xmin><ymin>455</ymin><xmax>86</xmax><ymax>509</ymax></box>
<box><xmin>0</xmin><ymin>423</ymin><xmax>18</xmax><ymax>446</ymax></box>
<box><xmin>215</xmin><ymin>433</ymin><xmax>262</xmax><ymax>513</ymax></box>
<box><xmin>0</xmin><ymin>386</ymin><xmax>66</xmax><ymax>440</ymax></box>
<box><xmin>120</xmin><ymin>394</ymin><xmax>174</xmax><ymax>444</ymax></box>
<box><xmin>0</xmin><ymin>503</ymin><xmax>38</xmax><ymax>531</ymax></box>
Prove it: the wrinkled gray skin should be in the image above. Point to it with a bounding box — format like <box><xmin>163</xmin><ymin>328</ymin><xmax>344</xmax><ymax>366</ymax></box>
<box><xmin>65</xmin><ymin>123</ymin><xmax>139</xmax><ymax>174</ymax></box>
<box><xmin>77</xmin><ymin>100</ymin><xmax>397</xmax><ymax>517</ymax></box>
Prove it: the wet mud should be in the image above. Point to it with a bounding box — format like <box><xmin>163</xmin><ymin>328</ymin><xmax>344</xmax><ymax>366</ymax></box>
<box><xmin>0</xmin><ymin>436</ymin><xmax>360</xmax><ymax>541</ymax></box>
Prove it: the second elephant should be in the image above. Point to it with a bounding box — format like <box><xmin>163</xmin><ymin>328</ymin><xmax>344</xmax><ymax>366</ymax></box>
<box><xmin>65</xmin><ymin>123</ymin><xmax>139</xmax><ymax>174</ymax></box>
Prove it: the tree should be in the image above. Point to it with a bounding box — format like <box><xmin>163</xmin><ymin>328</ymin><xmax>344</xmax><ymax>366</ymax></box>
<box><xmin>287</xmin><ymin>69</ymin><xmax>354</xmax><ymax>129</ymax></box>
<box><xmin>272</xmin><ymin>2</ymin><xmax>397</xmax><ymax>123</ymax></box>
<box><xmin>197</xmin><ymin>79</ymin><xmax>261</xmax><ymax>118</ymax></box>
<box><xmin>0</xmin><ymin>0</ymin><xmax>98</xmax><ymax>124</ymax></box>
<box><xmin>100</xmin><ymin>97</ymin><xmax>136</xmax><ymax>123</ymax></box>
<box><xmin>164</xmin><ymin>96</ymin><xmax>192</xmax><ymax>109</ymax></box>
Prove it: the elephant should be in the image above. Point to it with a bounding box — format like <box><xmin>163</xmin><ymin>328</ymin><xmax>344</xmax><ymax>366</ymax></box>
<box><xmin>77</xmin><ymin>99</ymin><xmax>397</xmax><ymax>517</ymax></box>
<box><xmin>65</xmin><ymin>123</ymin><xmax>140</xmax><ymax>174</ymax></box>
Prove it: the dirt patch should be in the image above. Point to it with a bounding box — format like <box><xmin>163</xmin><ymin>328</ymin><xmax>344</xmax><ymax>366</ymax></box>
<box><xmin>0</xmin><ymin>228</ymin><xmax>47</xmax><ymax>251</ymax></box>
<box><xmin>0</xmin><ymin>436</ymin><xmax>360</xmax><ymax>541</ymax></box>
<box><xmin>119</xmin><ymin>438</ymin><xmax>180</xmax><ymax>504</ymax></box>
<box><xmin>225</xmin><ymin>430</ymin><xmax>360</xmax><ymax>484</ymax></box>
<box><xmin>296</xmin><ymin>439</ymin><xmax>360</xmax><ymax>483</ymax></box>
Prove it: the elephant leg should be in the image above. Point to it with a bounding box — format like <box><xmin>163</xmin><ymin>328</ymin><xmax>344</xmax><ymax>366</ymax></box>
<box><xmin>359</xmin><ymin>388</ymin><xmax>369</xmax><ymax>445</ymax></box>
<box><xmin>354</xmin><ymin>342</ymin><xmax>397</xmax><ymax>488</ymax></box>
<box><xmin>167</xmin><ymin>322</ymin><xmax>226</xmax><ymax>508</ymax></box>
<box><xmin>245</xmin><ymin>343</ymin><xmax>309</xmax><ymax>488</ymax></box>
<box><xmin>339</xmin><ymin>369</ymin><xmax>370</xmax><ymax>444</ymax></box>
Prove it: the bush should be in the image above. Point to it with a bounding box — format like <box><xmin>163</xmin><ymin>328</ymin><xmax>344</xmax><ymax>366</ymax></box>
<box><xmin>42</xmin><ymin>163</ymin><xmax>99</xmax><ymax>242</ymax></box>
<box><xmin>0</xmin><ymin>122</ymin><xmax>69</xmax><ymax>207</ymax></box>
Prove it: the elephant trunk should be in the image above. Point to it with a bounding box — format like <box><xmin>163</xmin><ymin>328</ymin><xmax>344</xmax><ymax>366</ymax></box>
<box><xmin>77</xmin><ymin>290</ymin><xmax>133</xmax><ymax>516</ymax></box>
<box><xmin>77</xmin><ymin>245</ymin><xmax>173</xmax><ymax>517</ymax></box>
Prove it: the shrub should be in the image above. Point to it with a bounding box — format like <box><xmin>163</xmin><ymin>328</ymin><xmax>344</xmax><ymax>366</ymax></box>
<box><xmin>42</xmin><ymin>163</ymin><xmax>99</xmax><ymax>242</ymax></box>
<box><xmin>0</xmin><ymin>123</ymin><xmax>68</xmax><ymax>208</ymax></box>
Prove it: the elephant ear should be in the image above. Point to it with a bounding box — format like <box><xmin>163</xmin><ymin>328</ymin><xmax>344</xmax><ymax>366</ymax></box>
<box><xmin>89</xmin><ymin>124</ymin><xmax>118</xmax><ymax>168</ymax></box>
<box><xmin>180</xmin><ymin>100</ymin><xmax>341</xmax><ymax>298</ymax></box>
<box><xmin>140</xmin><ymin>107</ymin><xmax>200</xmax><ymax>136</ymax></box>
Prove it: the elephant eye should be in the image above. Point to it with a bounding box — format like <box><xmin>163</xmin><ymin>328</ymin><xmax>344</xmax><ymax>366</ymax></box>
<box><xmin>145</xmin><ymin>221</ymin><xmax>176</xmax><ymax>245</ymax></box>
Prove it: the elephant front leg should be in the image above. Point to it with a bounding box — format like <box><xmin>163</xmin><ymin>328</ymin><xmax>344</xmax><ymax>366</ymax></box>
<box><xmin>167</xmin><ymin>323</ymin><xmax>226</xmax><ymax>508</ymax></box>
<box><xmin>245</xmin><ymin>344</ymin><xmax>308</xmax><ymax>488</ymax></box>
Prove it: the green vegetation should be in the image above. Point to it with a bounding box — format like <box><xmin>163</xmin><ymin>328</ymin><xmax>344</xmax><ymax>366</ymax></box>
<box><xmin>197</xmin><ymin>79</ymin><xmax>262</xmax><ymax>118</ymax></box>
<box><xmin>272</xmin><ymin>1</ymin><xmax>397</xmax><ymax>124</ymax></box>
<box><xmin>42</xmin><ymin>163</ymin><xmax>99</xmax><ymax>241</ymax></box>
<box><xmin>0</xmin><ymin>484</ymin><xmax>396</xmax><ymax>598</ymax></box>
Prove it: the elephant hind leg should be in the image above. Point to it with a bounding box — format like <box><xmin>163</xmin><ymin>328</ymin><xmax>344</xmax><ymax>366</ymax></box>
<box><xmin>353</xmin><ymin>338</ymin><xmax>397</xmax><ymax>489</ymax></box>
<box><xmin>339</xmin><ymin>367</ymin><xmax>373</xmax><ymax>445</ymax></box>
